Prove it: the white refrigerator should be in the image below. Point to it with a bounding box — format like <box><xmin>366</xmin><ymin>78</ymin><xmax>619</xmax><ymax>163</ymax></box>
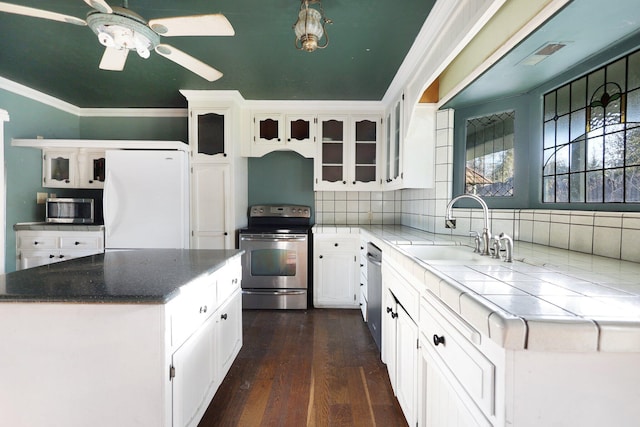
<box><xmin>103</xmin><ymin>149</ymin><xmax>189</xmax><ymax>250</ymax></box>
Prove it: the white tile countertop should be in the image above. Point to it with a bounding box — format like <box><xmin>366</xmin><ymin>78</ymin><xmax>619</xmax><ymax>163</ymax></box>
<box><xmin>313</xmin><ymin>224</ymin><xmax>640</xmax><ymax>352</ymax></box>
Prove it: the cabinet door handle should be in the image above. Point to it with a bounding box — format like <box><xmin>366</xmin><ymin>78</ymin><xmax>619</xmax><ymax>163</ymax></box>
<box><xmin>221</xmin><ymin>313</ymin><xmax>228</xmax><ymax>320</ymax></box>
<box><xmin>199</xmin><ymin>306</ymin><xmax>208</xmax><ymax>314</ymax></box>
<box><xmin>433</xmin><ymin>334</ymin><xmax>445</xmax><ymax>346</ymax></box>
<box><xmin>386</xmin><ymin>307</ymin><xmax>392</xmax><ymax>313</ymax></box>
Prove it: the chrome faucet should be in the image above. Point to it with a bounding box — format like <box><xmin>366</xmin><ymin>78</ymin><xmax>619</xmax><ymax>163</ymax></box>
<box><xmin>445</xmin><ymin>194</ymin><xmax>491</xmax><ymax>256</ymax></box>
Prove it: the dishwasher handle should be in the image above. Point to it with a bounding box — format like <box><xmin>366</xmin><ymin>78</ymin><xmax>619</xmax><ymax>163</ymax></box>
<box><xmin>366</xmin><ymin>252</ymin><xmax>382</xmax><ymax>266</ymax></box>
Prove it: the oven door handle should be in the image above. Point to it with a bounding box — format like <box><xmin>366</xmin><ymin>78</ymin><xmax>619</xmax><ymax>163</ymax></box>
<box><xmin>240</xmin><ymin>236</ymin><xmax>307</xmax><ymax>242</ymax></box>
<box><xmin>242</xmin><ymin>290</ymin><xmax>307</xmax><ymax>295</ymax></box>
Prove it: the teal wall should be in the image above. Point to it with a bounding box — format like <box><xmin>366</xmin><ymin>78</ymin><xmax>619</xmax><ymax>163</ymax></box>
<box><xmin>1</xmin><ymin>89</ymin><xmax>188</xmax><ymax>272</ymax></box>
<box><xmin>451</xmin><ymin>32</ymin><xmax>640</xmax><ymax>211</ymax></box>
<box><xmin>248</xmin><ymin>151</ymin><xmax>315</xmax><ymax>224</ymax></box>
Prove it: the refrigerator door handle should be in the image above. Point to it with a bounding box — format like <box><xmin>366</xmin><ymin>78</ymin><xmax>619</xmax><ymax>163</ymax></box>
<box><xmin>103</xmin><ymin>170</ymin><xmax>119</xmax><ymax>238</ymax></box>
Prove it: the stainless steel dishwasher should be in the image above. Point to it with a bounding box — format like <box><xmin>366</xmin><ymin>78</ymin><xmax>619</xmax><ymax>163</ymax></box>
<box><xmin>366</xmin><ymin>242</ymin><xmax>382</xmax><ymax>351</ymax></box>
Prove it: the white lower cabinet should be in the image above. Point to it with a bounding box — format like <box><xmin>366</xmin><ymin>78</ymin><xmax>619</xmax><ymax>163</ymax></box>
<box><xmin>172</xmin><ymin>312</ymin><xmax>218</xmax><ymax>427</ymax></box>
<box><xmin>382</xmin><ymin>262</ymin><xmax>419</xmax><ymax>427</ymax></box>
<box><xmin>170</xmin><ymin>261</ymin><xmax>243</xmax><ymax>427</ymax></box>
<box><xmin>418</xmin><ymin>292</ymin><xmax>494</xmax><ymax>427</ymax></box>
<box><xmin>313</xmin><ymin>233</ymin><xmax>359</xmax><ymax>308</ymax></box>
<box><xmin>16</xmin><ymin>229</ymin><xmax>104</xmax><ymax>270</ymax></box>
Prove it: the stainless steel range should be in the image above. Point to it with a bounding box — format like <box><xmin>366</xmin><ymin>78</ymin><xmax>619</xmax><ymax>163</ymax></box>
<box><xmin>239</xmin><ymin>204</ymin><xmax>312</xmax><ymax>309</ymax></box>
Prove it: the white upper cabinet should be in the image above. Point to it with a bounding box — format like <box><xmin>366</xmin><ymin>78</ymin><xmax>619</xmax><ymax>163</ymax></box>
<box><xmin>42</xmin><ymin>149</ymin><xmax>77</xmax><ymax>188</ymax></box>
<box><xmin>42</xmin><ymin>148</ymin><xmax>106</xmax><ymax>189</ymax></box>
<box><xmin>314</xmin><ymin>114</ymin><xmax>381</xmax><ymax>191</ymax></box>
<box><xmin>251</xmin><ymin>113</ymin><xmax>317</xmax><ymax>158</ymax></box>
<box><xmin>190</xmin><ymin>109</ymin><xmax>229</xmax><ymax>162</ymax></box>
<box><xmin>383</xmin><ymin>98</ymin><xmax>436</xmax><ymax>190</ymax></box>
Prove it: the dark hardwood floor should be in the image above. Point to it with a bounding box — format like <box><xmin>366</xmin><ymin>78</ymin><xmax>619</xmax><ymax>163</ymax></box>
<box><xmin>198</xmin><ymin>308</ymin><xmax>408</xmax><ymax>427</ymax></box>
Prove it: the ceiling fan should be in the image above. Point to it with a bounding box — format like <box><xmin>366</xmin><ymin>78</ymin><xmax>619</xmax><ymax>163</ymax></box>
<box><xmin>0</xmin><ymin>0</ymin><xmax>234</xmax><ymax>81</ymax></box>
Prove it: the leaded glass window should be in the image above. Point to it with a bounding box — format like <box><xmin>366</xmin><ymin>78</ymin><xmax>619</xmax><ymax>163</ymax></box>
<box><xmin>465</xmin><ymin>111</ymin><xmax>515</xmax><ymax>197</ymax></box>
<box><xmin>543</xmin><ymin>49</ymin><xmax>640</xmax><ymax>203</ymax></box>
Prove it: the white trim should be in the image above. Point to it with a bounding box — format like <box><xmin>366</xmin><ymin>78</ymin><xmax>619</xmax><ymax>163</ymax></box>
<box><xmin>78</xmin><ymin>108</ymin><xmax>187</xmax><ymax>118</ymax></box>
<box><xmin>437</xmin><ymin>0</ymin><xmax>571</xmax><ymax>108</ymax></box>
<box><xmin>0</xmin><ymin>76</ymin><xmax>187</xmax><ymax>118</ymax></box>
<box><xmin>0</xmin><ymin>110</ymin><xmax>7</xmax><ymax>274</ymax></box>
<box><xmin>11</xmin><ymin>139</ymin><xmax>188</xmax><ymax>151</ymax></box>
<box><xmin>0</xmin><ymin>76</ymin><xmax>80</xmax><ymax>116</ymax></box>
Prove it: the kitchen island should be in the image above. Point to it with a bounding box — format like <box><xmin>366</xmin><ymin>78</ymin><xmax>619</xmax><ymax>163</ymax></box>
<box><xmin>0</xmin><ymin>249</ymin><xmax>243</xmax><ymax>427</ymax></box>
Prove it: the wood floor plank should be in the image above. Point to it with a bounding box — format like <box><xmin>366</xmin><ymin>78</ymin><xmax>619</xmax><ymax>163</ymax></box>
<box><xmin>198</xmin><ymin>309</ymin><xmax>408</xmax><ymax>427</ymax></box>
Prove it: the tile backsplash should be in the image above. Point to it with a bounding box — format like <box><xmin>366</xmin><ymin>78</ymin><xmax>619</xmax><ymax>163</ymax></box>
<box><xmin>314</xmin><ymin>191</ymin><xmax>402</xmax><ymax>225</ymax></box>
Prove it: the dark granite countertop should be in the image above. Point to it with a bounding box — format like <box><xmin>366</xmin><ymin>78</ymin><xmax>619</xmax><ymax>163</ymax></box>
<box><xmin>14</xmin><ymin>222</ymin><xmax>105</xmax><ymax>231</ymax></box>
<box><xmin>0</xmin><ymin>249</ymin><xmax>243</xmax><ymax>304</ymax></box>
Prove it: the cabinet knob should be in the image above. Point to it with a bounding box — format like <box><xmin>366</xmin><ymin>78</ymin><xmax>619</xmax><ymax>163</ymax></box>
<box><xmin>352</xmin><ymin>181</ymin><xmax>356</xmax><ymax>185</ymax></box>
<box><xmin>221</xmin><ymin>313</ymin><xmax>228</xmax><ymax>320</ymax></box>
<box><xmin>391</xmin><ymin>311</ymin><xmax>398</xmax><ymax>319</ymax></box>
<box><xmin>58</xmin><ymin>255</ymin><xmax>65</xmax><ymax>259</ymax></box>
<box><xmin>433</xmin><ymin>334</ymin><xmax>445</xmax><ymax>346</ymax></box>
<box><xmin>342</xmin><ymin>181</ymin><xmax>346</xmax><ymax>184</ymax></box>
<box><xmin>224</xmin><ymin>232</ymin><xmax>228</xmax><ymax>236</ymax></box>
<box><xmin>223</xmin><ymin>153</ymin><xmax>228</xmax><ymax>157</ymax></box>
<box><xmin>319</xmin><ymin>255</ymin><xmax>323</xmax><ymax>259</ymax></box>
<box><xmin>34</xmin><ymin>241</ymin><xmax>39</xmax><ymax>245</ymax></box>
<box><xmin>199</xmin><ymin>305</ymin><xmax>208</xmax><ymax>314</ymax></box>
<box><xmin>386</xmin><ymin>307</ymin><xmax>392</xmax><ymax>313</ymax></box>
<box><xmin>49</xmin><ymin>254</ymin><xmax>55</xmax><ymax>259</ymax></box>
<box><xmin>360</xmin><ymin>283</ymin><xmax>364</xmax><ymax>286</ymax></box>
<box><xmin>74</xmin><ymin>241</ymin><xmax>80</xmax><ymax>246</ymax></box>
<box><xmin>334</xmin><ymin>243</ymin><xmax>338</xmax><ymax>247</ymax></box>
<box><xmin>88</xmin><ymin>180</ymin><xmax>93</xmax><ymax>183</ymax></box>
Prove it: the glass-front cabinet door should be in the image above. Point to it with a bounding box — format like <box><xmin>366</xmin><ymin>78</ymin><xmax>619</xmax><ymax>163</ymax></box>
<box><xmin>191</xmin><ymin>109</ymin><xmax>228</xmax><ymax>162</ymax></box>
<box><xmin>43</xmin><ymin>150</ymin><xmax>76</xmax><ymax>188</ymax></box>
<box><xmin>353</xmin><ymin>116</ymin><xmax>380</xmax><ymax>189</ymax></box>
<box><xmin>316</xmin><ymin>116</ymin><xmax>348</xmax><ymax>190</ymax></box>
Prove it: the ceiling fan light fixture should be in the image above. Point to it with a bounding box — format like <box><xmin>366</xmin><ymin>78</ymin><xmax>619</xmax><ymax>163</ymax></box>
<box><xmin>293</xmin><ymin>0</ymin><xmax>331</xmax><ymax>52</ymax></box>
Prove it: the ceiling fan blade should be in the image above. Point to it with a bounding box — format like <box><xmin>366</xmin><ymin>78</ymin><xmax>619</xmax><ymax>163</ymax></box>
<box><xmin>99</xmin><ymin>47</ymin><xmax>128</xmax><ymax>71</ymax></box>
<box><xmin>83</xmin><ymin>0</ymin><xmax>112</xmax><ymax>14</ymax></box>
<box><xmin>155</xmin><ymin>44</ymin><xmax>223</xmax><ymax>82</ymax></box>
<box><xmin>149</xmin><ymin>14</ymin><xmax>234</xmax><ymax>37</ymax></box>
<box><xmin>0</xmin><ymin>2</ymin><xmax>86</xmax><ymax>25</ymax></box>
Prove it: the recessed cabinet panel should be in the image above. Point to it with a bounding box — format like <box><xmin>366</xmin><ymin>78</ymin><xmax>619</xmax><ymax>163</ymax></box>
<box><xmin>289</xmin><ymin>119</ymin><xmax>310</xmax><ymax>141</ymax></box>
<box><xmin>197</xmin><ymin>112</ymin><xmax>226</xmax><ymax>157</ymax></box>
<box><xmin>259</xmin><ymin>118</ymin><xmax>280</xmax><ymax>141</ymax></box>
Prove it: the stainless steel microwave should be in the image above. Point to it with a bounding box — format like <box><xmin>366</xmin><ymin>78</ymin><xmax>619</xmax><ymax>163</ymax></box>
<box><xmin>45</xmin><ymin>198</ymin><xmax>95</xmax><ymax>224</ymax></box>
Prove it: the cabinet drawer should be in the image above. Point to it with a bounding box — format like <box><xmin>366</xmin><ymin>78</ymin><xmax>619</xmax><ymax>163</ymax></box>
<box><xmin>420</xmin><ymin>295</ymin><xmax>495</xmax><ymax>418</ymax></box>
<box><xmin>170</xmin><ymin>281</ymin><xmax>217</xmax><ymax>348</ymax></box>
<box><xmin>217</xmin><ymin>260</ymin><xmax>241</xmax><ymax>304</ymax></box>
<box><xmin>59</xmin><ymin>236</ymin><xmax>102</xmax><ymax>249</ymax></box>
<box><xmin>316</xmin><ymin>237</ymin><xmax>357</xmax><ymax>253</ymax></box>
<box><xmin>17</xmin><ymin>235</ymin><xmax>57</xmax><ymax>249</ymax></box>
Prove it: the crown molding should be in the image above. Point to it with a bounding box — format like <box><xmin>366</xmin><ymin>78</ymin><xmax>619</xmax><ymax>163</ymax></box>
<box><xmin>0</xmin><ymin>76</ymin><xmax>187</xmax><ymax>118</ymax></box>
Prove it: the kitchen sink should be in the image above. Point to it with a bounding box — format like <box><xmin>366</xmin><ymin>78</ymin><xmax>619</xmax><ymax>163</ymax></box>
<box><xmin>397</xmin><ymin>244</ymin><xmax>500</xmax><ymax>265</ymax></box>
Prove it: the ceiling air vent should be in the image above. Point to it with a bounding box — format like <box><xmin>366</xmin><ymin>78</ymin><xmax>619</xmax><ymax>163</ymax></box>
<box><xmin>519</xmin><ymin>42</ymin><xmax>568</xmax><ymax>66</ymax></box>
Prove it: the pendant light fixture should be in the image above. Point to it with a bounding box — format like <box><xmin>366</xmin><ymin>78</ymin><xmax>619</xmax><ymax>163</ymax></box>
<box><xmin>293</xmin><ymin>0</ymin><xmax>332</xmax><ymax>52</ymax></box>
